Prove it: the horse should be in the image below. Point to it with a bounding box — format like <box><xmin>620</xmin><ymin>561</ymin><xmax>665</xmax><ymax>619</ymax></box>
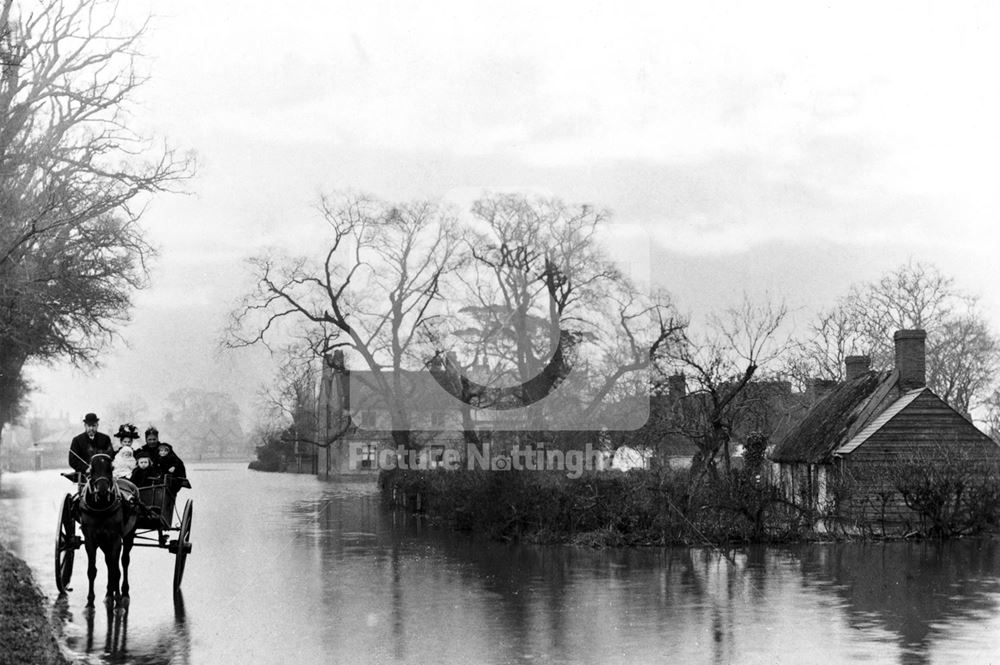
<box><xmin>78</xmin><ymin>453</ymin><xmax>138</xmax><ymax>609</ymax></box>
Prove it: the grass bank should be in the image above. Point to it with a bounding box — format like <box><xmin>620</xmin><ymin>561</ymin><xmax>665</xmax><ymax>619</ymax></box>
<box><xmin>0</xmin><ymin>543</ymin><xmax>70</xmax><ymax>665</ymax></box>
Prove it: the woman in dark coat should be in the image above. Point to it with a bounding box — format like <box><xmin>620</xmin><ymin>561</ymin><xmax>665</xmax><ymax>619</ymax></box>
<box><xmin>155</xmin><ymin>442</ymin><xmax>188</xmax><ymax>492</ymax></box>
<box><xmin>137</xmin><ymin>425</ymin><xmax>162</xmax><ymax>467</ymax></box>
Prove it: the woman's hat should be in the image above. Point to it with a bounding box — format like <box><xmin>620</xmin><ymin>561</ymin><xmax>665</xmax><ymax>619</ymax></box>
<box><xmin>114</xmin><ymin>423</ymin><xmax>140</xmax><ymax>439</ymax></box>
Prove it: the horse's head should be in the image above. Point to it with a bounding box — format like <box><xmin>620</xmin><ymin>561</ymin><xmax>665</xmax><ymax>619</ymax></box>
<box><xmin>85</xmin><ymin>453</ymin><xmax>118</xmax><ymax>508</ymax></box>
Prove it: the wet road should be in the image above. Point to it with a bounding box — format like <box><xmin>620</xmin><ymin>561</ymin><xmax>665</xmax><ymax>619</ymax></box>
<box><xmin>3</xmin><ymin>463</ymin><xmax>1000</xmax><ymax>664</ymax></box>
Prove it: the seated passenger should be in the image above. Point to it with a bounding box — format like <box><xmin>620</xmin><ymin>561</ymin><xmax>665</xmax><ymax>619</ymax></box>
<box><xmin>138</xmin><ymin>426</ymin><xmax>162</xmax><ymax>468</ymax></box>
<box><xmin>130</xmin><ymin>450</ymin><xmax>159</xmax><ymax>487</ymax></box>
<box><xmin>156</xmin><ymin>442</ymin><xmax>188</xmax><ymax>491</ymax></box>
<box><xmin>112</xmin><ymin>423</ymin><xmax>139</xmax><ymax>479</ymax></box>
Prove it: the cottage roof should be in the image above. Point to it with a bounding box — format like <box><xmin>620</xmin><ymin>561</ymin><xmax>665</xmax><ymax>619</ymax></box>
<box><xmin>832</xmin><ymin>388</ymin><xmax>925</xmax><ymax>456</ymax></box>
<box><xmin>345</xmin><ymin>369</ymin><xmax>465</xmax><ymax>412</ymax></box>
<box><xmin>769</xmin><ymin>370</ymin><xmax>895</xmax><ymax>464</ymax></box>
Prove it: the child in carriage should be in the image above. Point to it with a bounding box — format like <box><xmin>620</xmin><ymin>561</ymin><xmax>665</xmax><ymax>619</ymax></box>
<box><xmin>130</xmin><ymin>449</ymin><xmax>159</xmax><ymax>487</ymax></box>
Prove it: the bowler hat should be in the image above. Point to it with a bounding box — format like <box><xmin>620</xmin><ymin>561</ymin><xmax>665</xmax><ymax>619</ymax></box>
<box><xmin>83</xmin><ymin>413</ymin><xmax>99</xmax><ymax>424</ymax></box>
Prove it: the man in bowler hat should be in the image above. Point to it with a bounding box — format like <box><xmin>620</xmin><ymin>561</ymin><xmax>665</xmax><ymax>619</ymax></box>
<box><xmin>68</xmin><ymin>413</ymin><xmax>114</xmax><ymax>474</ymax></box>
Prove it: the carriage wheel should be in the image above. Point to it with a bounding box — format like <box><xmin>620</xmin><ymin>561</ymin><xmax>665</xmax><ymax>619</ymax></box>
<box><xmin>172</xmin><ymin>499</ymin><xmax>193</xmax><ymax>591</ymax></box>
<box><xmin>54</xmin><ymin>494</ymin><xmax>78</xmax><ymax>593</ymax></box>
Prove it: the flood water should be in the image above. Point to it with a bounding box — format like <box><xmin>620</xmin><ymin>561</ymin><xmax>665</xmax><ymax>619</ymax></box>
<box><xmin>2</xmin><ymin>463</ymin><xmax>1000</xmax><ymax>664</ymax></box>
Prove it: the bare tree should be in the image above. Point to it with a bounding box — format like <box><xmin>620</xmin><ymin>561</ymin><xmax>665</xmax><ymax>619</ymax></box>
<box><xmin>928</xmin><ymin>315</ymin><xmax>999</xmax><ymax>414</ymax></box>
<box><xmin>452</xmin><ymin>194</ymin><xmax>616</xmax><ymax>401</ymax></box>
<box><xmin>162</xmin><ymin>388</ymin><xmax>244</xmax><ymax>459</ymax></box>
<box><xmin>227</xmin><ymin>193</ymin><xmax>462</xmax><ymax>450</ymax></box>
<box><xmin>432</xmin><ymin>193</ymin><xmax>685</xmax><ymax>437</ymax></box>
<box><xmin>787</xmin><ymin>261</ymin><xmax>999</xmax><ymax>414</ymax></box>
<box><xmin>660</xmin><ymin>294</ymin><xmax>791</xmax><ymax>476</ymax></box>
<box><xmin>105</xmin><ymin>396</ymin><xmax>151</xmax><ymax>429</ymax></box>
<box><xmin>783</xmin><ymin>304</ymin><xmax>859</xmax><ymax>387</ymax></box>
<box><xmin>0</xmin><ymin>0</ymin><xmax>191</xmax><ymax>436</ymax></box>
<box><xmin>256</xmin><ymin>344</ymin><xmax>331</xmax><ymax>448</ymax></box>
<box><xmin>981</xmin><ymin>387</ymin><xmax>1000</xmax><ymax>443</ymax></box>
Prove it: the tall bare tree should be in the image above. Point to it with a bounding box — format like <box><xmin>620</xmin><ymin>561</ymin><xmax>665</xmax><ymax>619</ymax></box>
<box><xmin>227</xmin><ymin>193</ymin><xmax>462</xmax><ymax>450</ymax></box>
<box><xmin>434</xmin><ymin>193</ymin><xmax>685</xmax><ymax>436</ymax></box>
<box><xmin>0</xmin><ymin>1</ymin><xmax>190</xmax><ymax>440</ymax></box>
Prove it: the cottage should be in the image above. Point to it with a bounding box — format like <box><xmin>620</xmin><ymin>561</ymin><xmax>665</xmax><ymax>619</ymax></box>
<box><xmin>770</xmin><ymin>329</ymin><xmax>1000</xmax><ymax>523</ymax></box>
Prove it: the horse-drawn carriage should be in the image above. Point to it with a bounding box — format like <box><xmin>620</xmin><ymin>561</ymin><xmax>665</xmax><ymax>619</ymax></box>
<box><xmin>54</xmin><ymin>454</ymin><xmax>193</xmax><ymax>602</ymax></box>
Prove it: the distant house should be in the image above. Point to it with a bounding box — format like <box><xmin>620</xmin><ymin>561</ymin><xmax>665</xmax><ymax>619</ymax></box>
<box><xmin>630</xmin><ymin>374</ymin><xmax>804</xmax><ymax>471</ymax></box>
<box><xmin>622</xmin><ymin>384</ymin><xmax>698</xmax><ymax>469</ymax></box>
<box><xmin>315</xmin><ymin>350</ymin><xmax>659</xmax><ymax>478</ymax></box>
<box><xmin>770</xmin><ymin>329</ymin><xmax>1000</xmax><ymax>522</ymax></box>
<box><xmin>316</xmin><ymin>350</ymin><xmax>469</xmax><ymax>477</ymax></box>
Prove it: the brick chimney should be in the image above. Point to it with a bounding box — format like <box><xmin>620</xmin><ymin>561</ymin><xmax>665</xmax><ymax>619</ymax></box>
<box><xmin>330</xmin><ymin>349</ymin><xmax>346</xmax><ymax>372</ymax></box>
<box><xmin>844</xmin><ymin>355</ymin><xmax>871</xmax><ymax>382</ymax></box>
<box><xmin>325</xmin><ymin>349</ymin><xmax>350</xmax><ymax>414</ymax></box>
<box><xmin>807</xmin><ymin>378</ymin><xmax>837</xmax><ymax>403</ymax></box>
<box><xmin>667</xmin><ymin>373</ymin><xmax>686</xmax><ymax>398</ymax></box>
<box><xmin>894</xmin><ymin>329</ymin><xmax>926</xmax><ymax>391</ymax></box>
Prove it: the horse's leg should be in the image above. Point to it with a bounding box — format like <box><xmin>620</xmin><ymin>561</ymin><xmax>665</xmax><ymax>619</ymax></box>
<box><xmin>104</xmin><ymin>603</ymin><xmax>115</xmax><ymax>652</ymax></box>
<box><xmin>103</xmin><ymin>538</ymin><xmax>122</xmax><ymax>607</ymax></box>
<box><xmin>84</xmin><ymin>536</ymin><xmax>98</xmax><ymax>609</ymax></box>
<box><xmin>84</xmin><ymin>602</ymin><xmax>96</xmax><ymax>651</ymax></box>
<box><xmin>121</xmin><ymin>531</ymin><xmax>133</xmax><ymax>606</ymax></box>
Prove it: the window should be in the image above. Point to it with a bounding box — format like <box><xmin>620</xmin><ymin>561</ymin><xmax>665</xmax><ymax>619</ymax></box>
<box><xmin>359</xmin><ymin>443</ymin><xmax>377</xmax><ymax>469</ymax></box>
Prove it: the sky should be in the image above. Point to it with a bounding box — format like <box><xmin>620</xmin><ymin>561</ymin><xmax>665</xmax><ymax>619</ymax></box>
<box><xmin>24</xmin><ymin>0</ymin><xmax>1000</xmax><ymax>431</ymax></box>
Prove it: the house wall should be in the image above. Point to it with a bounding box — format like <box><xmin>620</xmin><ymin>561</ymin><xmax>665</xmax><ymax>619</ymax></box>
<box><xmin>316</xmin><ymin>354</ymin><xmax>482</xmax><ymax>478</ymax></box>
<box><xmin>776</xmin><ymin>462</ymin><xmax>819</xmax><ymax>508</ymax></box>
<box><xmin>778</xmin><ymin>391</ymin><xmax>1000</xmax><ymax>527</ymax></box>
<box><xmin>849</xmin><ymin>392</ymin><xmax>998</xmax><ymax>463</ymax></box>
<box><xmin>840</xmin><ymin>392</ymin><xmax>1000</xmax><ymax>527</ymax></box>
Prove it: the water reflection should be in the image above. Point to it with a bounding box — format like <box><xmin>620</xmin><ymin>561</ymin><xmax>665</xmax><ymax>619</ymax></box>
<box><xmin>56</xmin><ymin>591</ymin><xmax>191</xmax><ymax>665</ymax></box>
<box><xmin>795</xmin><ymin>541</ymin><xmax>1000</xmax><ymax>665</ymax></box>
<box><xmin>304</xmin><ymin>491</ymin><xmax>1000</xmax><ymax>664</ymax></box>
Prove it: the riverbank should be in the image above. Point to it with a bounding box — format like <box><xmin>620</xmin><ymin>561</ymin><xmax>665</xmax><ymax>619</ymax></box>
<box><xmin>380</xmin><ymin>467</ymin><xmax>1000</xmax><ymax>545</ymax></box>
<box><xmin>0</xmin><ymin>543</ymin><xmax>70</xmax><ymax>665</ymax></box>
<box><xmin>380</xmin><ymin>467</ymin><xmax>805</xmax><ymax>546</ymax></box>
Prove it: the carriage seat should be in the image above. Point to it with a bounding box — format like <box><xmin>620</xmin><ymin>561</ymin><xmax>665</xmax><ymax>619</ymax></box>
<box><xmin>134</xmin><ymin>474</ymin><xmax>189</xmax><ymax>530</ymax></box>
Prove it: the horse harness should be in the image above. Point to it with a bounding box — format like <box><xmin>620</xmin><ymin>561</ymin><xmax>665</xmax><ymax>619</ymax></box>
<box><xmin>78</xmin><ymin>452</ymin><xmax>124</xmax><ymax>515</ymax></box>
